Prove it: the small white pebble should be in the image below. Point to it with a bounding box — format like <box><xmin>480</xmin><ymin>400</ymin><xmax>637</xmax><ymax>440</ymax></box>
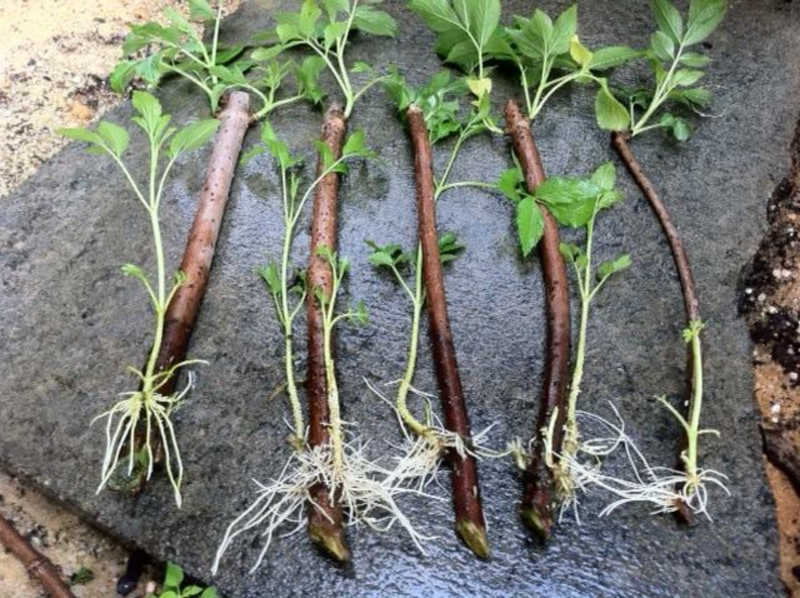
<box><xmin>771</xmin><ymin>403</ymin><xmax>781</xmax><ymax>414</ymax></box>
<box><xmin>767</xmin><ymin>305</ymin><xmax>779</xmax><ymax>314</ymax></box>
<box><xmin>758</xmin><ymin>293</ymin><xmax>767</xmax><ymax>302</ymax></box>
<box><xmin>745</xmin><ymin>287</ymin><xmax>753</xmax><ymax>295</ymax></box>
<box><xmin>773</xmin><ymin>268</ymin><xmax>782</xmax><ymax>278</ymax></box>
<box><xmin>790</xmin><ymin>372</ymin><xmax>798</xmax><ymax>381</ymax></box>
<box><xmin>772</xmin><ymin>416</ymin><xmax>780</xmax><ymax>423</ymax></box>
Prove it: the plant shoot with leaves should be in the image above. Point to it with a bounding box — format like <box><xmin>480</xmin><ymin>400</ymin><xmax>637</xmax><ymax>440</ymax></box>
<box><xmin>59</xmin><ymin>91</ymin><xmax>219</xmax><ymax>506</ymax></box>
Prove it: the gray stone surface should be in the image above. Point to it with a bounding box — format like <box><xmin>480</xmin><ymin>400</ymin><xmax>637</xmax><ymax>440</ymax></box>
<box><xmin>1</xmin><ymin>0</ymin><xmax>798</xmax><ymax>596</ymax></box>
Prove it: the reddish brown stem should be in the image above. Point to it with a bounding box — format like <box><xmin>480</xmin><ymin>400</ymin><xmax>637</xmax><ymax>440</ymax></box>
<box><xmin>0</xmin><ymin>514</ymin><xmax>75</xmax><ymax>598</ymax></box>
<box><xmin>611</xmin><ymin>130</ymin><xmax>699</xmax><ymax>524</ymax></box>
<box><xmin>305</xmin><ymin>104</ymin><xmax>350</xmax><ymax>562</ymax></box>
<box><xmin>505</xmin><ymin>99</ymin><xmax>571</xmax><ymax>540</ymax></box>
<box><xmin>132</xmin><ymin>91</ymin><xmax>251</xmax><ymax>487</ymax></box>
<box><xmin>407</xmin><ymin>105</ymin><xmax>489</xmax><ymax>558</ymax></box>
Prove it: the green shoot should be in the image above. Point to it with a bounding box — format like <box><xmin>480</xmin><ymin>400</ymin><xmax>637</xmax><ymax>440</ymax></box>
<box><xmin>605</xmin><ymin>0</ymin><xmax>728</xmax><ymax>139</ymax></box>
<box><xmin>496</xmin><ymin>4</ymin><xmax>638</xmax><ymax>127</ymax></box>
<box><xmin>258</xmin><ymin>0</ymin><xmax>398</xmax><ymax>118</ymax></box>
<box><xmin>146</xmin><ymin>562</ymin><xmax>218</xmax><ymax>598</ymax></box>
<box><xmin>112</xmin><ymin>1</ymin><xmax>311</xmax><ymax>119</ymax></box>
<box><xmin>58</xmin><ymin>91</ymin><xmax>219</xmax><ymax>507</ymax></box>
<box><xmin>252</xmin><ymin>124</ymin><xmax>373</xmax><ymax>449</ymax></box>
<box><xmin>368</xmin><ymin>70</ymin><xmax>503</xmax><ymax>472</ymax></box>
<box><xmin>213</xmin><ymin>130</ymin><xmax>435</xmax><ymax>572</ymax></box>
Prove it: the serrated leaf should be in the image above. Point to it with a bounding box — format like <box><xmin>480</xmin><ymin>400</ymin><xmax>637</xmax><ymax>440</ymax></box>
<box><xmin>597</xmin><ymin>189</ymin><xmax>623</xmax><ymax>209</ymax></box>
<box><xmin>324</xmin><ymin>21</ymin><xmax>348</xmax><ymax>49</ymax></box>
<box><xmin>168</xmin><ymin>119</ymin><xmax>219</xmax><ymax>158</ymax></box>
<box><xmin>464</xmin><ymin>0</ymin><xmax>501</xmax><ymax>47</ymax></box>
<box><xmin>259</xmin><ymin>121</ymin><xmax>296</xmax><ymax>169</ymax></box>
<box><xmin>466</xmin><ymin>76</ymin><xmax>492</xmax><ymax>98</ymax></box>
<box><xmin>353</xmin><ymin>6</ymin><xmax>397</xmax><ymax>37</ymax></box>
<box><xmin>685</xmin><ymin>0</ymin><xmax>727</xmax><ymax>46</ymax></box>
<box><xmin>590</xmin><ymin>162</ymin><xmax>616</xmax><ymax>192</ymax></box>
<box><xmin>109</xmin><ymin>60</ymin><xmax>137</xmax><ymax>93</ymax></box>
<box><xmin>296</xmin><ymin>56</ymin><xmax>327</xmax><ymax>105</ymax></box>
<box><xmin>551</xmin><ymin>4</ymin><xmax>577</xmax><ymax>55</ymax></box>
<box><xmin>351</xmin><ymin>61</ymin><xmax>372</xmax><ymax>73</ymax></box>
<box><xmin>182</xmin><ymin>586</ymin><xmax>204</xmax><ymax>597</ymax></box>
<box><xmin>546</xmin><ymin>197</ymin><xmax>597</xmax><ymax>227</ymax></box>
<box><xmin>516</xmin><ymin>196</ymin><xmax>544</xmax><ymax>257</ymax></box>
<box><xmin>652</xmin><ymin>0</ymin><xmax>683</xmax><ymax>44</ymax></box>
<box><xmin>58</xmin><ymin>127</ymin><xmax>102</xmax><ymax>146</ymax></box>
<box><xmin>96</xmin><ymin>121</ymin><xmax>129</xmax><ymax>157</ymax></box>
<box><xmin>258</xmin><ymin>263</ymin><xmax>282</xmax><ymax>295</ymax></box>
<box><xmin>131</xmin><ymin>90</ymin><xmax>162</xmax><ymax>133</ymax></box>
<box><xmin>323</xmin><ymin>0</ymin><xmax>349</xmax><ymax>18</ymax></box>
<box><xmin>670</xmin><ymin>87</ymin><xmax>712</xmax><ymax>108</ymax></box>
<box><xmin>368</xmin><ymin>251</ymin><xmax>395</xmax><ymax>267</ymax></box>
<box><xmin>189</xmin><ymin>0</ymin><xmax>216</xmax><ymax>21</ymax></box>
<box><xmin>672</xmin><ymin>68</ymin><xmax>705</xmax><ymax>87</ymax></box>
<box><xmin>497</xmin><ymin>167</ymin><xmax>523</xmax><ymax>202</ymax></box>
<box><xmin>199</xmin><ymin>588</ymin><xmax>219</xmax><ymax>598</ymax></box>
<box><xmin>671</xmin><ymin>117</ymin><xmax>691</xmax><ymax>141</ymax></box>
<box><xmin>597</xmin><ymin>253</ymin><xmax>632</xmax><ymax>279</ymax></box>
<box><xmin>409</xmin><ymin>0</ymin><xmax>460</xmax><ymax>34</ymax></box>
<box><xmin>594</xmin><ymin>83</ymin><xmax>629</xmax><ymax>131</ymax></box>
<box><xmin>342</xmin><ymin>129</ymin><xmax>369</xmax><ymax>157</ymax></box>
<box><xmin>590</xmin><ymin>45</ymin><xmax>641</xmax><ymax>70</ymax></box>
<box><xmin>680</xmin><ymin>51</ymin><xmax>711</xmax><ymax>67</ymax></box>
<box><xmin>251</xmin><ymin>45</ymin><xmax>285</xmax><ymax>62</ymax></box>
<box><xmin>559</xmin><ymin>242</ymin><xmax>583</xmax><ymax>263</ymax></box>
<box><xmin>569</xmin><ymin>34</ymin><xmax>592</xmax><ymax>67</ymax></box>
<box><xmin>650</xmin><ymin>30</ymin><xmax>674</xmax><ymax>61</ymax></box>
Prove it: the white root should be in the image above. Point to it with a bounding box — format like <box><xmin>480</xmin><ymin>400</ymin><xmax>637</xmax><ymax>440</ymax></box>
<box><xmin>92</xmin><ymin>370</ymin><xmax>197</xmax><ymax>508</ymax></box>
<box><xmin>212</xmin><ymin>429</ymin><xmax>441</xmax><ymax>575</ymax></box>
<box><xmin>550</xmin><ymin>402</ymin><xmax>730</xmax><ymax>523</ymax></box>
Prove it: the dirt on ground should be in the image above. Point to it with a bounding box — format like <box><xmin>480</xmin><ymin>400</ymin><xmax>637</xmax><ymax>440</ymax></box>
<box><xmin>1</xmin><ymin>1</ymin><xmax>799</xmax><ymax>597</ymax></box>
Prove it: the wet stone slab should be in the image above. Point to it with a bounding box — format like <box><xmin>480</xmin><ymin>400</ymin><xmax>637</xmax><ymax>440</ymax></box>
<box><xmin>1</xmin><ymin>0</ymin><xmax>798</xmax><ymax>596</ymax></box>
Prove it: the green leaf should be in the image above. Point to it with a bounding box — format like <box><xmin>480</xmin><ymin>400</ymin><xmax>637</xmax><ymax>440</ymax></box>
<box><xmin>258</xmin><ymin>263</ymin><xmax>281</xmax><ymax>295</ymax></box>
<box><xmin>516</xmin><ymin>196</ymin><xmax>544</xmax><ymax>257</ymax></box>
<box><xmin>671</xmin><ymin>68</ymin><xmax>705</xmax><ymax>87</ymax></box>
<box><xmin>685</xmin><ymin>0</ymin><xmax>727</xmax><ymax>46</ymax></box>
<box><xmin>353</xmin><ymin>6</ymin><xmax>397</xmax><ymax>37</ymax></box>
<box><xmin>324</xmin><ymin>21</ymin><xmax>348</xmax><ymax>49</ymax></box>
<box><xmin>342</xmin><ymin>129</ymin><xmax>368</xmax><ymax>157</ymax></box>
<box><xmin>669</xmin><ymin>87</ymin><xmax>712</xmax><ymax>108</ymax></box>
<box><xmin>590</xmin><ymin>162</ymin><xmax>616</xmax><ymax>191</ymax></box>
<box><xmin>109</xmin><ymin>60</ymin><xmax>137</xmax><ymax>93</ymax></box>
<box><xmin>408</xmin><ymin>0</ymin><xmax>460</xmax><ymax>33</ymax></box>
<box><xmin>597</xmin><ymin>253</ymin><xmax>632</xmax><ymax>279</ymax></box>
<box><xmin>438</xmin><ymin>231</ymin><xmax>464</xmax><ymax>262</ymax></box>
<box><xmin>650</xmin><ymin>30</ymin><xmax>674</xmax><ymax>61</ymax></box>
<box><xmin>559</xmin><ymin>242</ymin><xmax>583</xmax><ymax>264</ymax></box>
<box><xmin>594</xmin><ymin>84</ymin><xmax>629</xmax><ymax>131</ymax></box>
<box><xmin>368</xmin><ymin>251</ymin><xmax>395</xmax><ymax>267</ymax></box>
<box><xmin>323</xmin><ymin>0</ymin><xmax>349</xmax><ymax>18</ymax></box>
<box><xmin>181</xmin><ymin>586</ymin><xmax>204</xmax><ymax>597</ymax></box>
<box><xmin>651</xmin><ymin>0</ymin><xmax>683</xmax><ymax>44</ymax></box>
<box><xmin>131</xmin><ymin>90</ymin><xmax>163</xmax><ymax>134</ymax></box>
<box><xmin>589</xmin><ymin>46</ymin><xmax>641</xmax><ymax>70</ymax></box>
<box><xmin>58</xmin><ymin>127</ymin><xmax>102</xmax><ymax>146</ymax></box>
<box><xmin>497</xmin><ymin>167</ymin><xmax>524</xmax><ymax>202</ymax></box>
<box><xmin>251</xmin><ymin>45</ymin><xmax>286</xmax><ymax>62</ymax></box>
<box><xmin>199</xmin><ymin>588</ymin><xmax>219</xmax><ymax>598</ymax></box>
<box><xmin>259</xmin><ymin>121</ymin><xmax>296</xmax><ymax>169</ymax></box>
<box><xmin>168</xmin><ymin>119</ymin><xmax>219</xmax><ymax>158</ymax></box>
<box><xmin>189</xmin><ymin>0</ymin><xmax>216</xmax><ymax>21</ymax></box>
<box><xmin>464</xmin><ymin>0</ymin><xmax>501</xmax><ymax>46</ymax></box>
<box><xmin>160</xmin><ymin>592</ymin><xmax>179</xmax><ymax>598</ymax></box>
<box><xmin>551</xmin><ymin>4</ymin><xmax>577</xmax><ymax>55</ymax></box>
<box><xmin>164</xmin><ymin>562</ymin><xmax>183</xmax><ymax>589</ymax></box>
<box><xmin>298</xmin><ymin>0</ymin><xmax>322</xmax><ymax>38</ymax></box>
<box><xmin>96</xmin><ymin>121</ymin><xmax>129</xmax><ymax>157</ymax></box>
<box><xmin>671</xmin><ymin>117</ymin><xmax>691</xmax><ymax>141</ymax></box>
<box><xmin>535</xmin><ymin>176</ymin><xmax>601</xmax><ymax>227</ymax></box>
<box><xmin>569</xmin><ymin>35</ymin><xmax>592</xmax><ymax>67</ymax></box>
<box><xmin>296</xmin><ymin>56</ymin><xmax>327</xmax><ymax>105</ymax></box>
<box><xmin>546</xmin><ymin>197</ymin><xmax>597</xmax><ymax>227</ymax></box>
<box><xmin>680</xmin><ymin>51</ymin><xmax>711</xmax><ymax>67</ymax></box>
<box><xmin>597</xmin><ymin>189</ymin><xmax>623</xmax><ymax>209</ymax></box>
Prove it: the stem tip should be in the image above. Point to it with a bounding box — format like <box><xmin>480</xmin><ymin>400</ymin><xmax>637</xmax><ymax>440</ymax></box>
<box><xmin>520</xmin><ymin>506</ymin><xmax>552</xmax><ymax>541</ymax></box>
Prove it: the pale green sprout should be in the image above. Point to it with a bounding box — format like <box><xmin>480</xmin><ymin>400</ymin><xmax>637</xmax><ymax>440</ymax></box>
<box><xmin>59</xmin><ymin>91</ymin><xmax>219</xmax><ymax>507</ymax></box>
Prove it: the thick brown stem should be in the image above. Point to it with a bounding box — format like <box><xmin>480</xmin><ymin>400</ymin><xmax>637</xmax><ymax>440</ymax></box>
<box><xmin>611</xmin><ymin>131</ymin><xmax>699</xmax><ymax>524</ymax></box>
<box><xmin>0</xmin><ymin>514</ymin><xmax>75</xmax><ymax>598</ymax></box>
<box><xmin>407</xmin><ymin>105</ymin><xmax>489</xmax><ymax>559</ymax></box>
<box><xmin>132</xmin><ymin>91</ymin><xmax>251</xmax><ymax>487</ymax></box>
<box><xmin>305</xmin><ymin>103</ymin><xmax>350</xmax><ymax>562</ymax></box>
<box><xmin>505</xmin><ymin>99</ymin><xmax>571</xmax><ymax>540</ymax></box>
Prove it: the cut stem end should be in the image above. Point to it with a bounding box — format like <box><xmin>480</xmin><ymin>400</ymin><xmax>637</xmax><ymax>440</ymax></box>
<box><xmin>520</xmin><ymin>507</ymin><xmax>552</xmax><ymax>541</ymax></box>
<box><xmin>456</xmin><ymin>520</ymin><xmax>490</xmax><ymax>559</ymax></box>
<box><xmin>308</xmin><ymin>523</ymin><xmax>351</xmax><ymax>563</ymax></box>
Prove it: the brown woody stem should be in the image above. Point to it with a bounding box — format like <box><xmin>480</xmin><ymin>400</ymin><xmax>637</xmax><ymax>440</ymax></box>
<box><xmin>305</xmin><ymin>103</ymin><xmax>350</xmax><ymax>562</ymax></box>
<box><xmin>505</xmin><ymin>99</ymin><xmax>571</xmax><ymax>540</ymax></box>
<box><xmin>611</xmin><ymin>130</ymin><xmax>699</xmax><ymax>524</ymax></box>
<box><xmin>407</xmin><ymin>105</ymin><xmax>489</xmax><ymax>559</ymax></box>
<box><xmin>0</xmin><ymin>514</ymin><xmax>75</xmax><ymax>598</ymax></box>
<box><xmin>132</xmin><ymin>91</ymin><xmax>252</xmax><ymax>487</ymax></box>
